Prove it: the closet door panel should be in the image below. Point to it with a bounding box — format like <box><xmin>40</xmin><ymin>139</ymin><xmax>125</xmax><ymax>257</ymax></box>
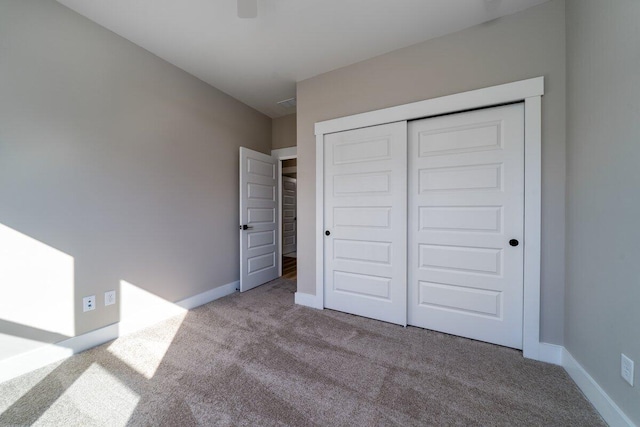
<box><xmin>408</xmin><ymin>104</ymin><xmax>525</xmax><ymax>349</ymax></box>
<box><xmin>324</xmin><ymin>122</ymin><xmax>407</xmax><ymax>325</ymax></box>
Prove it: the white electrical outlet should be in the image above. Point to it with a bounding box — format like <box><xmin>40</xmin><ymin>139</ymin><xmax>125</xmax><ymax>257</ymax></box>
<box><xmin>104</xmin><ymin>290</ymin><xmax>116</xmax><ymax>306</ymax></box>
<box><xmin>83</xmin><ymin>295</ymin><xmax>96</xmax><ymax>312</ymax></box>
<box><xmin>621</xmin><ymin>354</ymin><xmax>634</xmax><ymax>386</ymax></box>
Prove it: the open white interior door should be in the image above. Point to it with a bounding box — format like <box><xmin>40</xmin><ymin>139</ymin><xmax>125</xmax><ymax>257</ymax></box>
<box><xmin>239</xmin><ymin>147</ymin><xmax>279</xmax><ymax>292</ymax></box>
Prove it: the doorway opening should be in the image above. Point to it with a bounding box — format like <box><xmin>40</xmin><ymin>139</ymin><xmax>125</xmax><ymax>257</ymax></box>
<box><xmin>272</xmin><ymin>147</ymin><xmax>298</xmax><ymax>282</ymax></box>
<box><xmin>281</xmin><ymin>158</ymin><xmax>297</xmax><ymax>280</ymax></box>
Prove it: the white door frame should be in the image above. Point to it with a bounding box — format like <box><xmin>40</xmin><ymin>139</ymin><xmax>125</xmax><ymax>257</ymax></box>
<box><xmin>312</xmin><ymin>77</ymin><xmax>544</xmax><ymax>360</ymax></box>
<box><xmin>272</xmin><ymin>146</ymin><xmax>297</xmax><ymax>276</ymax></box>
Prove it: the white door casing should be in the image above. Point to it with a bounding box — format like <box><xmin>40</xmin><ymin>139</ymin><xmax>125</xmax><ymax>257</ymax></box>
<box><xmin>282</xmin><ymin>176</ymin><xmax>297</xmax><ymax>255</ymax></box>
<box><xmin>239</xmin><ymin>147</ymin><xmax>279</xmax><ymax>292</ymax></box>
<box><xmin>408</xmin><ymin>103</ymin><xmax>525</xmax><ymax>349</ymax></box>
<box><xmin>323</xmin><ymin>121</ymin><xmax>407</xmax><ymax>325</ymax></box>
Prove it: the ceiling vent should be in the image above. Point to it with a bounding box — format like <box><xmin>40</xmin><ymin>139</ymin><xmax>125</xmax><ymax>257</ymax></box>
<box><xmin>277</xmin><ymin>97</ymin><xmax>297</xmax><ymax>109</ymax></box>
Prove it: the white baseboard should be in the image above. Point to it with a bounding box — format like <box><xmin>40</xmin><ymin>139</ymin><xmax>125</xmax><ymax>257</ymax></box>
<box><xmin>536</xmin><ymin>342</ymin><xmax>564</xmax><ymax>365</ymax></box>
<box><xmin>562</xmin><ymin>348</ymin><xmax>636</xmax><ymax>427</ymax></box>
<box><xmin>176</xmin><ymin>281</ymin><xmax>238</xmax><ymax>310</ymax></box>
<box><xmin>117</xmin><ymin>280</ymin><xmax>239</xmax><ymax>337</ymax></box>
<box><xmin>294</xmin><ymin>292</ymin><xmax>323</xmax><ymax>310</ymax></box>
<box><xmin>0</xmin><ymin>281</ymin><xmax>238</xmax><ymax>385</ymax></box>
<box><xmin>0</xmin><ymin>323</ymin><xmax>120</xmax><ymax>384</ymax></box>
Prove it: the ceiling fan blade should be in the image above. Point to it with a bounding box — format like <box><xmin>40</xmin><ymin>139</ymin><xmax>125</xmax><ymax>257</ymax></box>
<box><xmin>237</xmin><ymin>0</ymin><xmax>257</xmax><ymax>19</ymax></box>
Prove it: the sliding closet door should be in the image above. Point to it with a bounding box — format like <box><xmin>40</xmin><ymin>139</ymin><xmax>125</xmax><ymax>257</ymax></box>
<box><xmin>408</xmin><ymin>104</ymin><xmax>525</xmax><ymax>349</ymax></box>
<box><xmin>323</xmin><ymin>122</ymin><xmax>407</xmax><ymax>325</ymax></box>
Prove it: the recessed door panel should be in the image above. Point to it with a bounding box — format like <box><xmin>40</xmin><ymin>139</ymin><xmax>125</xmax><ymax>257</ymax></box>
<box><xmin>418</xmin><ymin>206</ymin><xmax>502</xmax><ymax>233</ymax></box>
<box><xmin>419</xmin><ymin>164</ymin><xmax>502</xmax><ymax>192</ymax></box>
<box><xmin>333</xmin><ymin>137</ymin><xmax>392</xmax><ymax>164</ymax></box>
<box><xmin>334</xmin><ymin>271</ymin><xmax>391</xmax><ymax>300</ymax></box>
<box><xmin>248</xmin><ymin>208</ymin><xmax>275</xmax><ymax>224</ymax></box>
<box><xmin>418</xmin><ymin>244</ymin><xmax>502</xmax><ymax>275</ymax></box>
<box><xmin>333</xmin><ymin>172</ymin><xmax>391</xmax><ymax>195</ymax></box>
<box><xmin>248</xmin><ymin>183</ymin><xmax>275</xmax><ymax>201</ymax></box>
<box><xmin>417</xmin><ymin>281</ymin><xmax>502</xmax><ymax>318</ymax></box>
<box><xmin>333</xmin><ymin>207</ymin><xmax>391</xmax><ymax>229</ymax></box>
<box><xmin>248</xmin><ymin>252</ymin><xmax>276</xmax><ymax>275</ymax></box>
<box><xmin>333</xmin><ymin>240</ymin><xmax>391</xmax><ymax>265</ymax></box>
<box><xmin>417</xmin><ymin>121</ymin><xmax>502</xmax><ymax>156</ymax></box>
<box><xmin>247</xmin><ymin>158</ymin><xmax>275</xmax><ymax>179</ymax></box>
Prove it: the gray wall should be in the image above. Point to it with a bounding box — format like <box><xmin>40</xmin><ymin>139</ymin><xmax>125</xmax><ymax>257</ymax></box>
<box><xmin>565</xmin><ymin>0</ymin><xmax>640</xmax><ymax>422</ymax></box>
<box><xmin>272</xmin><ymin>113</ymin><xmax>297</xmax><ymax>149</ymax></box>
<box><xmin>0</xmin><ymin>0</ymin><xmax>271</xmax><ymax>360</ymax></box>
<box><xmin>297</xmin><ymin>0</ymin><xmax>567</xmax><ymax>344</ymax></box>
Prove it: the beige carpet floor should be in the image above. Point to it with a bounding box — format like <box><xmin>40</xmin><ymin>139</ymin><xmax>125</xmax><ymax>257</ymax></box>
<box><xmin>0</xmin><ymin>278</ymin><xmax>604</xmax><ymax>426</ymax></box>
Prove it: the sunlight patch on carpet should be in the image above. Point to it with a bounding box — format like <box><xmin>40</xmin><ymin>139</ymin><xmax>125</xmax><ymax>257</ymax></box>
<box><xmin>35</xmin><ymin>362</ymin><xmax>139</xmax><ymax>426</ymax></box>
<box><xmin>107</xmin><ymin>312</ymin><xmax>186</xmax><ymax>379</ymax></box>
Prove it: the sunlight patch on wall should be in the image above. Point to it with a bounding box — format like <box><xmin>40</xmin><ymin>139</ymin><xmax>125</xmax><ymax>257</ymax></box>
<box><xmin>0</xmin><ymin>223</ymin><xmax>74</xmax><ymax>337</ymax></box>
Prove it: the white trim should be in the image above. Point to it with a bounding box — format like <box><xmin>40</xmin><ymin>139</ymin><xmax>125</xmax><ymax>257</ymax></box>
<box><xmin>522</xmin><ymin>95</ymin><xmax>543</xmax><ymax>359</ymax></box>
<box><xmin>294</xmin><ymin>291</ymin><xmax>323</xmax><ymax>309</ymax></box>
<box><xmin>313</xmin><ymin>77</ymin><xmax>545</xmax><ymax>360</ymax></box>
<box><xmin>315</xmin><ymin>77</ymin><xmax>544</xmax><ymax>135</ymax></box>
<box><xmin>176</xmin><ymin>281</ymin><xmax>238</xmax><ymax>310</ymax></box>
<box><xmin>315</xmin><ymin>134</ymin><xmax>325</xmax><ymax>308</ymax></box>
<box><xmin>272</xmin><ymin>146</ymin><xmax>297</xmax><ymax>276</ymax></box>
<box><xmin>0</xmin><ymin>281</ymin><xmax>238</xmax><ymax>385</ymax></box>
<box><xmin>562</xmin><ymin>348</ymin><xmax>636</xmax><ymax>427</ymax></box>
<box><xmin>277</xmin><ymin>160</ymin><xmax>283</xmax><ymax>276</ymax></box>
<box><xmin>0</xmin><ymin>323</ymin><xmax>120</xmax><ymax>385</ymax></box>
<box><xmin>271</xmin><ymin>146</ymin><xmax>297</xmax><ymax>160</ymax></box>
<box><xmin>537</xmin><ymin>342</ymin><xmax>563</xmax><ymax>365</ymax></box>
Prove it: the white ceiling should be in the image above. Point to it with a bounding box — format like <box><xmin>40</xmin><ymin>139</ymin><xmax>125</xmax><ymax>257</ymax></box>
<box><xmin>57</xmin><ymin>0</ymin><xmax>549</xmax><ymax>118</ymax></box>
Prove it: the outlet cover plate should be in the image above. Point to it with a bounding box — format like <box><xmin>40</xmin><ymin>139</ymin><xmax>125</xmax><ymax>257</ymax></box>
<box><xmin>83</xmin><ymin>295</ymin><xmax>96</xmax><ymax>312</ymax></box>
<box><xmin>104</xmin><ymin>290</ymin><xmax>116</xmax><ymax>306</ymax></box>
<box><xmin>621</xmin><ymin>354</ymin><xmax>634</xmax><ymax>386</ymax></box>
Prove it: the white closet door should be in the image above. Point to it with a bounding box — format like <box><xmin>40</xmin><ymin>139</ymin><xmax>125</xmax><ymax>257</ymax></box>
<box><xmin>239</xmin><ymin>147</ymin><xmax>279</xmax><ymax>292</ymax></box>
<box><xmin>282</xmin><ymin>176</ymin><xmax>297</xmax><ymax>255</ymax></box>
<box><xmin>408</xmin><ymin>104</ymin><xmax>525</xmax><ymax>349</ymax></box>
<box><xmin>323</xmin><ymin>122</ymin><xmax>407</xmax><ymax>325</ymax></box>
